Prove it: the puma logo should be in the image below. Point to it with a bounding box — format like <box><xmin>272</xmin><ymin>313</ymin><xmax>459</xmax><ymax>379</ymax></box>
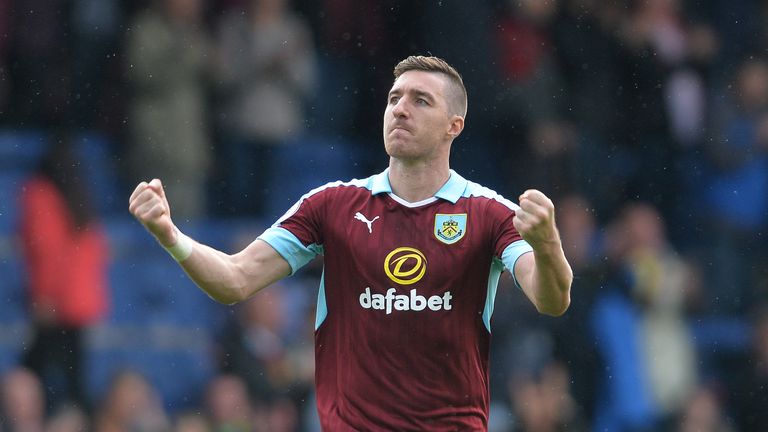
<box><xmin>354</xmin><ymin>212</ymin><xmax>380</xmax><ymax>234</ymax></box>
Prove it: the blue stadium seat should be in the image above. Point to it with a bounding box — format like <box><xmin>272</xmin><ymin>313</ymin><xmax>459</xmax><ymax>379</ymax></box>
<box><xmin>108</xmin><ymin>261</ymin><xmax>150</xmax><ymax>323</ymax></box>
<box><xmin>108</xmin><ymin>257</ymin><xmax>218</xmax><ymax>327</ymax></box>
<box><xmin>0</xmin><ymin>171</ymin><xmax>32</xmax><ymax>235</ymax></box>
<box><xmin>105</xmin><ymin>217</ymin><xmax>223</xmax><ymax>327</ymax></box>
<box><xmin>0</xmin><ymin>323</ymin><xmax>27</xmax><ymax>376</ymax></box>
<box><xmin>74</xmin><ymin>132</ymin><xmax>122</xmax><ymax>216</ymax></box>
<box><xmin>265</xmin><ymin>135</ymin><xmax>368</xmax><ymax>220</ymax></box>
<box><xmin>0</xmin><ymin>256</ymin><xmax>29</xmax><ymax>375</ymax></box>
<box><xmin>0</xmin><ymin>129</ymin><xmax>48</xmax><ymax>171</ymax></box>
<box><xmin>0</xmin><ymin>256</ymin><xmax>28</xmax><ymax>324</ymax></box>
<box><xmin>96</xmin><ymin>217</ymin><xmax>265</xmax><ymax>412</ymax></box>
<box><xmin>83</xmin><ymin>347</ymin><xmax>128</xmax><ymax>404</ymax></box>
<box><xmin>106</xmin><ymin>217</ymin><xmax>163</xmax><ymax>323</ymax></box>
<box><xmin>138</xmin><ymin>348</ymin><xmax>216</xmax><ymax>411</ymax></box>
<box><xmin>85</xmin><ymin>324</ymin><xmax>216</xmax><ymax>412</ymax></box>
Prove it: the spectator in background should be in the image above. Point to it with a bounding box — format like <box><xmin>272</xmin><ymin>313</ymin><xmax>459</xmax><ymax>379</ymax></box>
<box><xmin>548</xmin><ymin>194</ymin><xmax>602</xmax><ymax>423</ymax></box>
<box><xmin>0</xmin><ymin>368</ymin><xmax>46</xmax><ymax>432</ymax></box>
<box><xmin>676</xmin><ymin>383</ymin><xmax>735</xmax><ymax>432</ymax></box>
<box><xmin>493</xmin><ymin>0</ymin><xmax>562</xmax><ymax>130</ymax></box>
<box><xmin>215</xmin><ymin>284</ymin><xmax>313</xmax><ymax>427</ymax></box>
<box><xmin>204</xmin><ymin>374</ymin><xmax>253</xmax><ymax>432</ymax></box>
<box><xmin>612</xmin><ymin>0</ymin><xmax>717</xmax><ymax>229</ymax></box>
<box><xmin>703</xmin><ymin>57</ymin><xmax>768</xmax><ymax>313</ymax></box>
<box><xmin>522</xmin><ymin>120</ymin><xmax>580</xmax><ymax>198</ymax></box>
<box><xmin>491</xmin><ymin>0</ymin><xmax>573</xmax><ymax>196</ymax></box>
<box><xmin>620</xmin><ymin>203</ymin><xmax>698</xmax><ymax>421</ymax></box>
<box><xmin>213</xmin><ymin>0</ymin><xmax>316</xmax><ymax>217</ymax></box>
<box><xmin>553</xmin><ymin>0</ymin><xmax>623</xmax><ymax>143</ymax></box>
<box><xmin>173</xmin><ymin>411</ymin><xmax>211</xmax><ymax>432</ymax></box>
<box><xmin>590</xmin><ymin>202</ymin><xmax>697</xmax><ymax>431</ymax></box>
<box><xmin>45</xmin><ymin>403</ymin><xmax>90</xmax><ymax>432</ymax></box>
<box><xmin>551</xmin><ymin>0</ymin><xmax>624</xmax><ymax>218</ymax></box>
<box><xmin>19</xmin><ymin>133</ymin><xmax>110</xmax><ymax>411</ymax></box>
<box><xmin>125</xmin><ymin>0</ymin><xmax>212</xmax><ymax>219</ymax></box>
<box><xmin>218</xmin><ymin>287</ymin><xmax>291</xmax><ymax>401</ymax></box>
<box><xmin>508</xmin><ymin>361</ymin><xmax>588</xmax><ymax>432</ymax></box>
<box><xmin>611</xmin><ymin>0</ymin><xmax>680</xmax><ymax>211</ymax></box>
<box><xmin>93</xmin><ymin>370</ymin><xmax>171</xmax><ymax>432</ymax></box>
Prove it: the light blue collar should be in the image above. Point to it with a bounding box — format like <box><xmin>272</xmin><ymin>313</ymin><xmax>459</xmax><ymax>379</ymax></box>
<box><xmin>370</xmin><ymin>168</ymin><xmax>468</xmax><ymax>204</ymax></box>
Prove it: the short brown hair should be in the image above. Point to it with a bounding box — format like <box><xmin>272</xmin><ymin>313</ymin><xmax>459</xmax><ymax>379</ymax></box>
<box><xmin>393</xmin><ymin>55</ymin><xmax>468</xmax><ymax>117</ymax></box>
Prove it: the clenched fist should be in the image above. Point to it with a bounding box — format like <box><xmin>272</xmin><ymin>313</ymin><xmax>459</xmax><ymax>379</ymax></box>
<box><xmin>128</xmin><ymin>179</ymin><xmax>176</xmax><ymax>247</ymax></box>
<box><xmin>513</xmin><ymin>189</ymin><xmax>560</xmax><ymax>249</ymax></box>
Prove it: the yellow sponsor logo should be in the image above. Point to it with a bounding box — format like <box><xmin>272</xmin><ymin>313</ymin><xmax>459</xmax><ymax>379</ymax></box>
<box><xmin>384</xmin><ymin>247</ymin><xmax>427</xmax><ymax>285</ymax></box>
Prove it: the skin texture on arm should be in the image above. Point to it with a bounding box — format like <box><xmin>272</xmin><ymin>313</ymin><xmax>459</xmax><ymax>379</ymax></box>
<box><xmin>512</xmin><ymin>189</ymin><xmax>573</xmax><ymax>316</ymax></box>
<box><xmin>128</xmin><ymin>179</ymin><xmax>291</xmax><ymax>304</ymax></box>
<box><xmin>175</xmin><ymin>238</ymin><xmax>291</xmax><ymax>305</ymax></box>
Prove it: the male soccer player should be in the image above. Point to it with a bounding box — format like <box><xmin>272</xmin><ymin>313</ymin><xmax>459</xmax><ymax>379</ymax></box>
<box><xmin>129</xmin><ymin>56</ymin><xmax>573</xmax><ymax>431</ymax></box>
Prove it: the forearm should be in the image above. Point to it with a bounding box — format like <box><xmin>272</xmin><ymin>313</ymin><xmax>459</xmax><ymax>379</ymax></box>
<box><xmin>160</xmin><ymin>230</ymin><xmax>290</xmax><ymax>305</ymax></box>
<box><xmin>527</xmin><ymin>242</ymin><xmax>573</xmax><ymax>316</ymax></box>
<box><xmin>173</xmin><ymin>238</ymin><xmax>252</xmax><ymax>305</ymax></box>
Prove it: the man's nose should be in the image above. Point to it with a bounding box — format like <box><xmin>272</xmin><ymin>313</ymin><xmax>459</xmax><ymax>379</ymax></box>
<box><xmin>392</xmin><ymin>99</ymin><xmax>409</xmax><ymax>118</ymax></box>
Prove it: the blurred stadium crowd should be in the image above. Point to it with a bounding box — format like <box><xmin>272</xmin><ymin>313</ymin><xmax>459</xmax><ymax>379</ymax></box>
<box><xmin>1</xmin><ymin>0</ymin><xmax>768</xmax><ymax>430</ymax></box>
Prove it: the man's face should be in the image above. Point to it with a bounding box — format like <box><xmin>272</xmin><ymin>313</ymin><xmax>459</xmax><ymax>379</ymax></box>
<box><xmin>383</xmin><ymin>70</ymin><xmax>457</xmax><ymax>161</ymax></box>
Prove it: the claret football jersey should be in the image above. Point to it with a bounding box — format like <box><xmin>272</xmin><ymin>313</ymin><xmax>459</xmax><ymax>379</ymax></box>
<box><xmin>258</xmin><ymin>169</ymin><xmax>532</xmax><ymax>431</ymax></box>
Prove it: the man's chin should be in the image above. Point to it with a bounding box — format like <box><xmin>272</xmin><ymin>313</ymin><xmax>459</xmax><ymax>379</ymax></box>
<box><xmin>385</xmin><ymin>149</ymin><xmax>422</xmax><ymax>162</ymax></box>
<box><xmin>384</xmin><ymin>139</ymin><xmax>405</xmax><ymax>154</ymax></box>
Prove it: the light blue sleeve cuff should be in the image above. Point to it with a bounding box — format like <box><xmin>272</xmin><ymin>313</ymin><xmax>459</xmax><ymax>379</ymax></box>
<box><xmin>501</xmin><ymin>240</ymin><xmax>534</xmax><ymax>290</ymax></box>
<box><xmin>258</xmin><ymin>227</ymin><xmax>323</xmax><ymax>275</ymax></box>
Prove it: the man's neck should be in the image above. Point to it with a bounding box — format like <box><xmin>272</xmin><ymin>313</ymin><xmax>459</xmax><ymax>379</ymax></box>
<box><xmin>387</xmin><ymin>159</ymin><xmax>451</xmax><ymax>203</ymax></box>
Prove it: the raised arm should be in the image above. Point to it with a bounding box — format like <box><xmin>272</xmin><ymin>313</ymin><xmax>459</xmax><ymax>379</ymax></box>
<box><xmin>512</xmin><ymin>189</ymin><xmax>573</xmax><ymax>316</ymax></box>
<box><xmin>128</xmin><ymin>179</ymin><xmax>291</xmax><ymax>304</ymax></box>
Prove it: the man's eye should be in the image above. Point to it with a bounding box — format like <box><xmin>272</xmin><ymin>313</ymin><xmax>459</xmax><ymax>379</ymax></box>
<box><xmin>416</xmin><ymin>98</ymin><xmax>428</xmax><ymax>105</ymax></box>
<box><xmin>389</xmin><ymin>96</ymin><xmax>400</xmax><ymax>104</ymax></box>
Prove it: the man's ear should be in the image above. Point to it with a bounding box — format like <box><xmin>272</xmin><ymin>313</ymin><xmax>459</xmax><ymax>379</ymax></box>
<box><xmin>447</xmin><ymin>115</ymin><xmax>465</xmax><ymax>139</ymax></box>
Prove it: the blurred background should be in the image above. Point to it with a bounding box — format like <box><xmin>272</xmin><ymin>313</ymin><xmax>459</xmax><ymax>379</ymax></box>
<box><xmin>0</xmin><ymin>0</ymin><xmax>767</xmax><ymax>430</ymax></box>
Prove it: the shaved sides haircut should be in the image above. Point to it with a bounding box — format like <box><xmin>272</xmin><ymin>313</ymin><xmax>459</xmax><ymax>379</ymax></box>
<box><xmin>393</xmin><ymin>55</ymin><xmax>468</xmax><ymax>118</ymax></box>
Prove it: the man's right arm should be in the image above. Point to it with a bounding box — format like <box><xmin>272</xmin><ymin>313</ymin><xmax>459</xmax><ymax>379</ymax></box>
<box><xmin>128</xmin><ymin>179</ymin><xmax>291</xmax><ymax>304</ymax></box>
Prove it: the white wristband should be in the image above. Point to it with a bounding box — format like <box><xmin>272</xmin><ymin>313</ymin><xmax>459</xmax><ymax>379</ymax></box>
<box><xmin>164</xmin><ymin>227</ymin><xmax>194</xmax><ymax>262</ymax></box>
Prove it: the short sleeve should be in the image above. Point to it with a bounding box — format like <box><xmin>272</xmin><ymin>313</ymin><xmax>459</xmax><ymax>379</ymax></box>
<box><xmin>257</xmin><ymin>187</ymin><xmax>327</xmax><ymax>275</ymax></box>
<box><xmin>258</xmin><ymin>227</ymin><xmax>323</xmax><ymax>275</ymax></box>
<box><xmin>488</xmin><ymin>199</ymin><xmax>533</xmax><ymax>289</ymax></box>
<box><xmin>501</xmin><ymin>240</ymin><xmax>533</xmax><ymax>290</ymax></box>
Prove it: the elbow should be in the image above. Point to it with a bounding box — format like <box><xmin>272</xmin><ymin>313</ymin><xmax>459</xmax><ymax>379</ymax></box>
<box><xmin>536</xmin><ymin>279</ymin><xmax>572</xmax><ymax>317</ymax></box>
<box><xmin>537</xmin><ymin>295</ymin><xmax>570</xmax><ymax>317</ymax></box>
<box><xmin>210</xmin><ymin>259</ymin><xmax>262</xmax><ymax>304</ymax></box>
<box><xmin>200</xmin><ymin>277</ymin><xmax>252</xmax><ymax>305</ymax></box>
<box><xmin>531</xmin><ymin>263</ymin><xmax>573</xmax><ymax>317</ymax></box>
<box><xmin>212</xmin><ymin>295</ymin><xmax>244</xmax><ymax>306</ymax></box>
<box><xmin>205</xmin><ymin>289</ymin><xmax>247</xmax><ymax>306</ymax></box>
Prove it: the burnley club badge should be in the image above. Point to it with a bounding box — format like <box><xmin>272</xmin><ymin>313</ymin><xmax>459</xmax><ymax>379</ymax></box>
<box><xmin>434</xmin><ymin>214</ymin><xmax>467</xmax><ymax>245</ymax></box>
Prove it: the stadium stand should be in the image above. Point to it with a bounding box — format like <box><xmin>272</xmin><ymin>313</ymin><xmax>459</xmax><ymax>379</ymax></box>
<box><xmin>264</xmin><ymin>135</ymin><xmax>368</xmax><ymax>220</ymax></box>
<box><xmin>73</xmin><ymin>131</ymin><xmax>122</xmax><ymax>217</ymax></box>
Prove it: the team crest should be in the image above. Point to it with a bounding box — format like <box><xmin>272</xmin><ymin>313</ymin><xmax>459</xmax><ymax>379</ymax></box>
<box><xmin>434</xmin><ymin>214</ymin><xmax>467</xmax><ymax>244</ymax></box>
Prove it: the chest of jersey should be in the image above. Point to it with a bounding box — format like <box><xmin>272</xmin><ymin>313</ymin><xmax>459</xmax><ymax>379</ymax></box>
<box><xmin>321</xmin><ymin>193</ymin><xmax>494</xmax><ymax>317</ymax></box>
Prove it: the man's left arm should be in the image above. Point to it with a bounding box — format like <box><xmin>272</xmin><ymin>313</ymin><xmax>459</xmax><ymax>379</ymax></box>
<box><xmin>512</xmin><ymin>189</ymin><xmax>573</xmax><ymax>316</ymax></box>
